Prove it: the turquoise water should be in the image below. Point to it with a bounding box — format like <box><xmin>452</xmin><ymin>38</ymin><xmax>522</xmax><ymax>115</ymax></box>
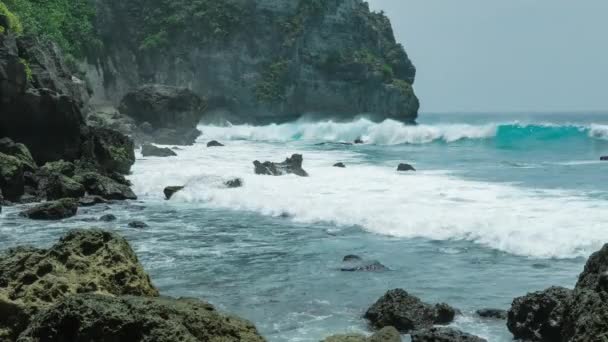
<box><xmin>2</xmin><ymin>112</ymin><xmax>608</xmax><ymax>341</ymax></box>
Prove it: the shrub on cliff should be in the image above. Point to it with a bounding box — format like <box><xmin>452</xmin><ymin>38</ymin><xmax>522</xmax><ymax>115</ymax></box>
<box><xmin>0</xmin><ymin>1</ymin><xmax>22</xmax><ymax>34</ymax></box>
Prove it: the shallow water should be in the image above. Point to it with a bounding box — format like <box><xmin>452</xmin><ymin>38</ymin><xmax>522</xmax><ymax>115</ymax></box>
<box><xmin>2</xmin><ymin>112</ymin><xmax>608</xmax><ymax>341</ymax></box>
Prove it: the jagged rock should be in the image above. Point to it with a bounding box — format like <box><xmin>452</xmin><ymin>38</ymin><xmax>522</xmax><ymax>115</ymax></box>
<box><xmin>333</xmin><ymin>162</ymin><xmax>346</xmax><ymax>168</ymax></box>
<box><xmin>397</xmin><ymin>163</ymin><xmax>415</xmax><ymax>172</ymax></box>
<box><xmin>507</xmin><ymin>286</ymin><xmax>572</xmax><ymax>341</ymax></box>
<box><xmin>322</xmin><ymin>326</ymin><xmax>401</xmax><ymax>342</ymax></box>
<box><xmin>19</xmin><ymin>198</ymin><xmax>78</xmax><ymax>220</ymax></box>
<box><xmin>40</xmin><ymin>160</ymin><xmax>75</xmax><ymax>177</ymax></box>
<box><xmin>225</xmin><ymin>178</ymin><xmax>243</xmax><ymax>188</ymax></box>
<box><xmin>340</xmin><ymin>255</ymin><xmax>388</xmax><ymax>272</ymax></box>
<box><xmin>74</xmin><ymin>172</ymin><xmax>137</xmax><ymax>200</ymax></box>
<box><xmin>0</xmin><ymin>152</ymin><xmax>24</xmax><ymax>201</ymax></box>
<box><xmin>476</xmin><ymin>308</ymin><xmax>507</xmax><ymax>320</ymax></box>
<box><xmin>141</xmin><ymin>144</ymin><xmax>177</xmax><ymax>157</ymax></box>
<box><xmin>364</xmin><ymin>289</ymin><xmax>456</xmax><ymax>333</ymax></box>
<box><xmin>78</xmin><ymin>195</ymin><xmax>108</xmax><ymax>207</ymax></box>
<box><xmin>36</xmin><ymin>172</ymin><xmax>85</xmax><ymax>200</ymax></box>
<box><xmin>0</xmin><ymin>229</ymin><xmax>158</xmax><ymax>340</ymax></box>
<box><xmin>434</xmin><ymin>303</ymin><xmax>458</xmax><ymax>324</ymax></box>
<box><xmin>411</xmin><ymin>328</ymin><xmax>487</xmax><ymax>342</ymax></box>
<box><xmin>0</xmin><ymin>138</ymin><xmax>36</xmax><ymax>171</ymax></box>
<box><xmin>253</xmin><ymin>154</ymin><xmax>308</xmax><ymax>177</ymax></box>
<box><xmin>81</xmin><ymin>126</ymin><xmax>136</xmax><ymax>175</ymax></box>
<box><xmin>164</xmin><ymin>186</ymin><xmax>184</xmax><ymax>200</ymax></box>
<box><xmin>207</xmin><ymin>140</ymin><xmax>224</xmax><ymax>147</ymax></box>
<box><xmin>601</xmin><ymin>156</ymin><xmax>608</xmax><ymax>161</ymax></box>
<box><xmin>99</xmin><ymin>214</ymin><xmax>117</xmax><ymax>222</ymax></box>
<box><xmin>575</xmin><ymin>244</ymin><xmax>608</xmax><ymax>291</ymax></box>
<box><xmin>128</xmin><ymin>221</ymin><xmax>148</xmax><ymax>229</ymax></box>
<box><xmin>17</xmin><ymin>294</ymin><xmax>265</xmax><ymax>342</ymax></box>
<box><xmin>354</xmin><ymin>138</ymin><xmax>364</xmax><ymax>144</ymax></box>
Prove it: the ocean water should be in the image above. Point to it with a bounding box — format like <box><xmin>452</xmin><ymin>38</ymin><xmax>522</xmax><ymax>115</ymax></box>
<box><xmin>2</xmin><ymin>112</ymin><xmax>608</xmax><ymax>341</ymax></box>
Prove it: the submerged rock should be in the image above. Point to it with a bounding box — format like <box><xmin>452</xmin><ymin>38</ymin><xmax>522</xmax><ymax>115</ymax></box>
<box><xmin>17</xmin><ymin>294</ymin><xmax>265</xmax><ymax>342</ymax></box>
<box><xmin>333</xmin><ymin>162</ymin><xmax>346</xmax><ymax>168</ymax></box>
<box><xmin>364</xmin><ymin>289</ymin><xmax>457</xmax><ymax>333</ymax></box>
<box><xmin>507</xmin><ymin>286</ymin><xmax>572</xmax><ymax>341</ymax></box>
<box><xmin>253</xmin><ymin>154</ymin><xmax>308</xmax><ymax>177</ymax></box>
<box><xmin>225</xmin><ymin>178</ymin><xmax>243</xmax><ymax>188</ymax></box>
<box><xmin>476</xmin><ymin>308</ymin><xmax>507</xmax><ymax>320</ymax></box>
<box><xmin>340</xmin><ymin>255</ymin><xmax>388</xmax><ymax>272</ymax></box>
<box><xmin>164</xmin><ymin>186</ymin><xmax>184</xmax><ymax>200</ymax></box>
<box><xmin>0</xmin><ymin>229</ymin><xmax>158</xmax><ymax>339</ymax></box>
<box><xmin>141</xmin><ymin>144</ymin><xmax>177</xmax><ymax>157</ymax></box>
<box><xmin>322</xmin><ymin>326</ymin><xmax>401</xmax><ymax>342</ymax></box>
<box><xmin>397</xmin><ymin>163</ymin><xmax>416</xmax><ymax>172</ymax></box>
<box><xmin>411</xmin><ymin>328</ymin><xmax>487</xmax><ymax>342</ymax></box>
<box><xmin>99</xmin><ymin>214</ymin><xmax>117</xmax><ymax>222</ymax></box>
<box><xmin>128</xmin><ymin>221</ymin><xmax>149</xmax><ymax>229</ymax></box>
<box><xmin>19</xmin><ymin>198</ymin><xmax>78</xmax><ymax>220</ymax></box>
<box><xmin>78</xmin><ymin>195</ymin><xmax>108</xmax><ymax>207</ymax></box>
<box><xmin>207</xmin><ymin>140</ymin><xmax>224</xmax><ymax>147</ymax></box>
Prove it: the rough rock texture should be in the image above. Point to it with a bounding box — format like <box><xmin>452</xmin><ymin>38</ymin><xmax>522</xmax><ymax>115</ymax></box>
<box><xmin>141</xmin><ymin>144</ymin><xmax>177</xmax><ymax>157</ymax></box>
<box><xmin>17</xmin><ymin>294</ymin><xmax>265</xmax><ymax>342</ymax></box>
<box><xmin>340</xmin><ymin>255</ymin><xmax>388</xmax><ymax>272</ymax></box>
<box><xmin>507</xmin><ymin>286</ymin><xmax>573</xmax><ymax>341</ymax></box>
<box><xmin>225</xmin><ymin>178</ymin><xmax>243</xmax><ymax>188</ymax></box>
<box><xmin>0</xmin><ymin>138</ymin><xmax>37</xmax><ymax>171</ymax></box>
<box><xmin>410</xmin><ymin>328</ymin><xmax>487</xmax><ymax>342</ymax></box>
<box><xmin>74</xmin><ymin>172</ymin><xmax>137</xmax><ymax>200</ymax></box>
<box><xmin>397</xmin><ymin>163</ymin><xmax>415</xmax><ymax>172</ymax></box>
<box><xmin>476</xmin><ymin>308</ymin><xmax>507</xmax><ymax>320</ymax></box>
<box><xmin>364</xmin><ymin>289</ymin><xmax>456</xmax><ymax>333</ymax></box>
<box><xmin>87</xmin><ymin>0</ymin><xmax>419</xmax><ymax>124</ymax></box>
<box><xmin>81</xmin><ymin>126</ymin><xmax>136</xmax><ymax>175</ymax></box>
<box><xmin>322</xmin><ymin>327</ymin><xmax>401</xmax><ymax>342</ymax></box>
<box><xmin>0</xmin><ymin>152</ymin><xmax>25</xmax><ymax>201</ymax></box>
<box><xmin>164</xmin><ymin>186</ymin><xmax>184</xmax><ymax>200</ymax></box>
<box><xmin>254</xmin><ymin>154</ymin><xmax>308</xmax><ymax>177</ymax></box>
<box><xmin>19</xmin><ymin>198</ymin><xmax>79</xmax><ymax>220</ymax></box>
<box><xmin>0</xmin><ymin>229</ymin><xmax>158</xmax><ymax>339</ymax></box>
<box><xmin>36</xmin><ymin>172</ymin><xmax>85</xmax><ymax>200</ymax></box>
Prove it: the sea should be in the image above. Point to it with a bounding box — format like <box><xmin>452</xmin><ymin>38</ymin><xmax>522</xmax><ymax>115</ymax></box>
<box><xmin>2</xmin><ymin>112</ymin><xmax>608</xmax><ymax>341</ymax></box>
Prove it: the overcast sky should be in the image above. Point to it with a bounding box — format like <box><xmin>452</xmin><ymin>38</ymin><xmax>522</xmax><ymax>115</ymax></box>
<box><xmin>367</xmin><ymin>0</ymin><xmax>608</xmax><ymax>113</ymax></box>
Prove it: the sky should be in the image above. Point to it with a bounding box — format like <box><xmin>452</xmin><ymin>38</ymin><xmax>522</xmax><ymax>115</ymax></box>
<box><xmin>367</xmin><ymin>0</ymin><xmax>608</xmax><ymax>113</ymax></box>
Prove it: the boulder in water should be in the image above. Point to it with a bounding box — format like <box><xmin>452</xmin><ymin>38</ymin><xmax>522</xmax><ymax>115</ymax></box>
<box><xmin>128</xmin><ymin>220</ymin><xmax>149</xmax><ymax>229</ymax></box>
<box><xmin>18</xmin><ymin>294</ymin><xmax>265</xmax><ymax>342</ymax></box>
<box><xmin>322</xmin><ymin>326</ymin><xmax>401</xmax><ymax>342</ymax></box>
<box><xmin>99</xmin><ymin>214</ymin><xmax>117</xmax><ymax>222</ymax></box>
<box><xmin>0</xmin><ymin>152</ymin><xmax>25</xmax><ymax>201</ymax></box>
<box><xmin>36</xmin><ymin>172</ymin><xmax>85</xmax><ymax>200</ymax></box>
<box><xmin>74</xmin><ymin>172</ymin><xmax>137</xmax><ymax>200</ymax></box>
<box><xmin>19</xmin><ymin>198</ymin><xmax>78</xmax><ymax>220</ymax></box>
<box><xmin>78</xmin><ymin>195</ymin><xmax>108</xmax><ymax>207</ymax></box>
<box><xmin>164</xmin><ymin>186</ymin><xmax>184</xmax><ymax>200</ymax></box>
<box><xmin>397</xmin><ymin>163</ymin><xmax>416</xmax><ymax>172</ymax></box>
<box><xmin>341</xmin><ymin>255</ymin><xmax>388</xmax><ymax>272</ymax></box>
<box><xmin>333</xmin><ymin>162</ymin><xmax>346</xmax><ymax>168</ymax></box>
<box><xmin>253</xmin><ymin>154</ymin><xmax>309</xmax><ymax>177</ymax></box>
<box><xmin>476</xmin><ymin>308</ymin><xmax>507</xmax><ymax>320</ymax></box>
<box><xmin>141</xmin><ymin>144</ymin><xmax>177</xmax><ymax>157</ymax></box>
<box><xmin>207</xmin><ymin>140</ymin><xmax>224</xmax><ymax>147</ymax></box>
<box><xmin>411</xmin><ymin>328</ymin><xmax>487</xmax><ymax>342</ymax></box>
<box><xmin>354</xmin><ymin>138</ymin><xmax>364</xmax><ymax>144</ymax></box>
<box><xmin>225</xmin><ymin>178</ymin><xmax>243</xmax><ymax>188</ymax></box>
<box><xmin>0</xmin><ymin>229</ymin><xmax>159</xmax><ymax>339</ymax></box>
<box><xmin>434</xmin><ymin>303</ymin><xmax>458</xmax><ymax>324</ymax></box>
<box><xmin>364</xmin><ymin>289</ymin><xmax>457</xmax><ymax>332</ymax></box>
<box><xmin>601</xmin><ymin>156</ymin><xmax>608</xmax><ymax>161</ymax></box>
<box><xmin>0</xmin><ymin>137</ymin><xmax>37</xmax><ymax>171</ymax></box>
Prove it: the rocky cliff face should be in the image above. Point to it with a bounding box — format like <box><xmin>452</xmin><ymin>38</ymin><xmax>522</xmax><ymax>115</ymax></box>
<box><xmin>87</xmin><ymin>0</ymin><xmax>419</xmax><ymax>124</ymax></box>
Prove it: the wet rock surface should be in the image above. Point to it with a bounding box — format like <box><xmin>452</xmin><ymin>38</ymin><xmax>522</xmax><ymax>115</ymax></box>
<box><xmin>340</xmin><ymin>255</ymin><xmax>388</xmax><ymax>272</ymax></box>
<box><xmin>141</xmin><ymin>144</ymin><xmax>177</xmax><ymax>157</ymax></box>
<box><xmin>410</xmin><ymin>328</ymin><xmax>487</xmax><ymax>342</ymax></box>
<box><xmin>397</xmin><ymin>163</ymin><xmax>415</xmax><ymax>172</ymax></box>
<box><xmin>254</xmin><ymin>154</ymin><xmax>309</xmax><ymax>177</ymax></box>
<box><xmin>476</xmin><ymin>308</ymin><xmax>507</xmax><ymax>320</ymax></box>
<box><xmin>207</xmin><ymin>140</ymin><xmax>224</xmax><ymax>147</ymax></box>
<box><xmin>164</xmin><ymin>186</ymin><xmax>184</xmax><ymax>200</ymax></box>
<box><xmin>19</xmin><ymin>198</ymin><xmax>78</xmax><ymax>220</ymax></box>
<box><xmin>322</xmin><ymin>327</ymin><xmax>401</xmax><ymax>342</ymax></box>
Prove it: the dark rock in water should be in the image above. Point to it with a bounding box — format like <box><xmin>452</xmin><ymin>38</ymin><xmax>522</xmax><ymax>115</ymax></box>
<box><xmin>74</xmin><ymin>172</ymin><xmax>137</xmax><ymax>200</ymax></box>
<box><xmin>119</xmin><ymin>84</ymin><xmax>205</xmax><ymax>131</ymax></box>
<box><xmin>411</xmin><ymin>328</ymin><xmax>487</xmax><ymax>342</ymax></box>
<box><xmin>141</xmin><ymin>144</ymin><xmax>177</xmax><ymax>157</ymax></box>
<box><xmin>81</xmin><ymin>126</ymin><xmax>136</xmax><ymax>175</ymax></box>
<box><xmin>575</xmin><ymin>243</ymin><xmax>608</xmax><ymax>291</ymax></box>
<box><xmin>36</xmin><ymin>172</ymin><xmax>85</xmax><ymax>200</ymax></box>
<box><xmin>99</xmin><ymin>214</ymin><xmax>117</xmax><ymax>222</ymax></box>
<box><xmin>434</xmin><ymin>303</ymin><xmax>458</xmax><ymax>324</ymax></box>
<box><xmin>397</xmin><ymin>163</ymin><xmax>416</xmax><ymax>172</ymax></box>
<box><xmin>19</xmin><ymin>198</ymin><xmax>78</xmax><ymax>220</ymax></box>
<box><xmin>40</xmin><ymin>160</ymin><xmax>75</xmax><ymax>177</ymax></box>
<box><xmin>354</xmin><ymin>138</ymin><xmax>364</xmax><ymax>144</ymax></box>
<box><xmin>341</xmin><ymin>255</ymin><xmax>388</xmax><ymax>272</ymax></box>
<box><xmin>0</xmin><ymin>137</ymin><xmax>37</xmax><ymax>171</ymax></box>
<box><xmin>225</xmin><ymin>178</ymin><xmax>243</xmax><ymax>188</ymax></box>
<box><xmin>476</xmin><ymin>308</ymin><xmax>508</xmax><ymax>320</ymax></box>
<box><xmin>207</xmin><ymin>140</ymin><xmax>224</xmax><ymax>147</ymax></box>
<box><xmin>128</xmin><ymin>220</ymin><xmax>149</xmax><ymax>229</ymax></box>
<box><xmin>164</xmin><ymin>186</ymin><xmax>184</xmax><ymax>200</ymax></box>
<box><xmin>322</xmin><ymin>326</ymin><xmax>401</xmax><ymax>342</ymax></box>
<box><xmin>601</xmin><ymin>156</ymin><xmax>608</xmax><ymax>161</ymax></box>
<box><xmin>253</xmin><ymin>154</ymin><xmax>309</xmax><ymax>177</ymax></box>
<box><xmin>507</xmin><ymin>286</ymin><xmax>572</xmax><ymax>341</ymax></box>
<box><xmin>333</xmin><ymin>162</ymin><xmax>346</xmax><ymax>168</ymax></box>
<box><xmin>154</xmin><ymin>127</ymin><xmax>202</xmax><ymax>146</ymax></box>
<box><xmin>0</xmin><ymin>229</ymin><xmax>159</xmax><ymax>339</ymax></box>
<box><xmin>78</xmin><ymin>195</ymin><xmax>108</xmax><ymax>207</ymax></box>
<box><xmin>18</xmin><ymin>294</ymin><xmax>265</xmax><ymax>342</ymax></box>
<box><xmin>365</xmin><ymin>289</ymin><xmax>455</xmax><ymax>332</ymax></box>
<box><xmin>0</xmin><ymin>152</ymin><xmax>25</xmax><ymax>201</ymax></box>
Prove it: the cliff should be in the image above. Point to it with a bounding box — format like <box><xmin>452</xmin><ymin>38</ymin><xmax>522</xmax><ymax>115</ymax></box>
<box><xmin>86</xmin><ymin>0</ymin><xmax>419</xmax><ymax>123</ymax></box>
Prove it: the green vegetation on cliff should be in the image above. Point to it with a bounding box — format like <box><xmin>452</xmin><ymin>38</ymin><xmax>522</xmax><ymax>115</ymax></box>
<box><xmin>0</xmin><ymin>1</ymin><xmax>22</xmax><ymax>34</ymax></box>
<box><xmin>255</xmin><ymin>60</ymin><xmax>289</xmax><ymax>103</ymax></box>
<box><xmin>1</xmin><ymin>0</ymin><xmax>99</xmax><ymax>57</ymax></box>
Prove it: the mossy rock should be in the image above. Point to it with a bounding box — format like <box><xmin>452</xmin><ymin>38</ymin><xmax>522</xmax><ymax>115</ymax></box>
<box><xmin>0</xmin><ymin>152</ymin><xmax>24</xmax><ymax>201</ymax></box>
<box><xmin>0</xmin><ymin>229</ymin><xmax>159</xmax><ymax>340</ymax></box>
<box><xmin>73</xmin><ymin>172</ymin><xmax>137</xmax><ymax>200</ymax></box>
<box><xmin>0</xmin><ymin>138</ymin><xmax>36</xmax><ymax>171</ymax></box>
<box><xmin>40</xmin><ymin>160</ymin><xmax>75</xmax><ymax>177</ymax></box>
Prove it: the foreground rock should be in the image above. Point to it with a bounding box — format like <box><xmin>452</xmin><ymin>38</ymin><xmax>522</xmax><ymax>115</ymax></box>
<box><xmin>164</xmin><ymin>186</ymin><xmax>184</xmax><ymax>200</ymax></box>
<box><xmin>364</xmin><ymin>289</ymin><xmax>457</xmax><ymax>332</ymax></box>
<box><xmin>141</xmin><ymin>144</ymin><xmax>177</xmax><ymax>157</ymax></box>
<box><xmin>340</xmin><ymin>255</ymin><xmax>388</xmax><ymax>272</ymax></box>
<box><xmin>253</xmin><ymin>154</ymin><xmax>308</xmax><ymax>177</ymax></box>
<box><xmin>476</xmin><ymin>308</ymin><xmax>507</xmax><ymax>320</ymax></box>
<box><xmin>397</xmin><ymin>163</ymin><xmax>415</xmax><ymax>172</ymax></box>
<box><xmin>0</xmin><ymin>229</ymin><xmax>158</xmax><ymax>340</ymax></box>
<box><xmin>411</xmin><ymin>328</ymin><xmax>487</xmax><ymax>342</ymax></box>
<box><xmin>322</xmin><ymin>326</ymin><xmax>401</xmax><ymax>342</ymax></box>
<box><xmin>17</xmin><ymin>294</ymin><xmax>265</xmax><ymax>342</ymax></box>
<box><xmin>19</xmin><ymin>198</ymin><xmax>78</xmax><ymax>220</ymax></box>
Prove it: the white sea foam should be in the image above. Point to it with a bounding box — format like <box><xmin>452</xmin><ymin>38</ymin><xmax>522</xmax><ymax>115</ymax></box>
<box><xmin>130</xmin><ymin>138</ymin><xmax>608</xmax><ymax>259</ymax></box>
<box><xmin>588</xmin><ymin>124</ymin><xmax>608</xmax><ymax>140</ymax></box>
